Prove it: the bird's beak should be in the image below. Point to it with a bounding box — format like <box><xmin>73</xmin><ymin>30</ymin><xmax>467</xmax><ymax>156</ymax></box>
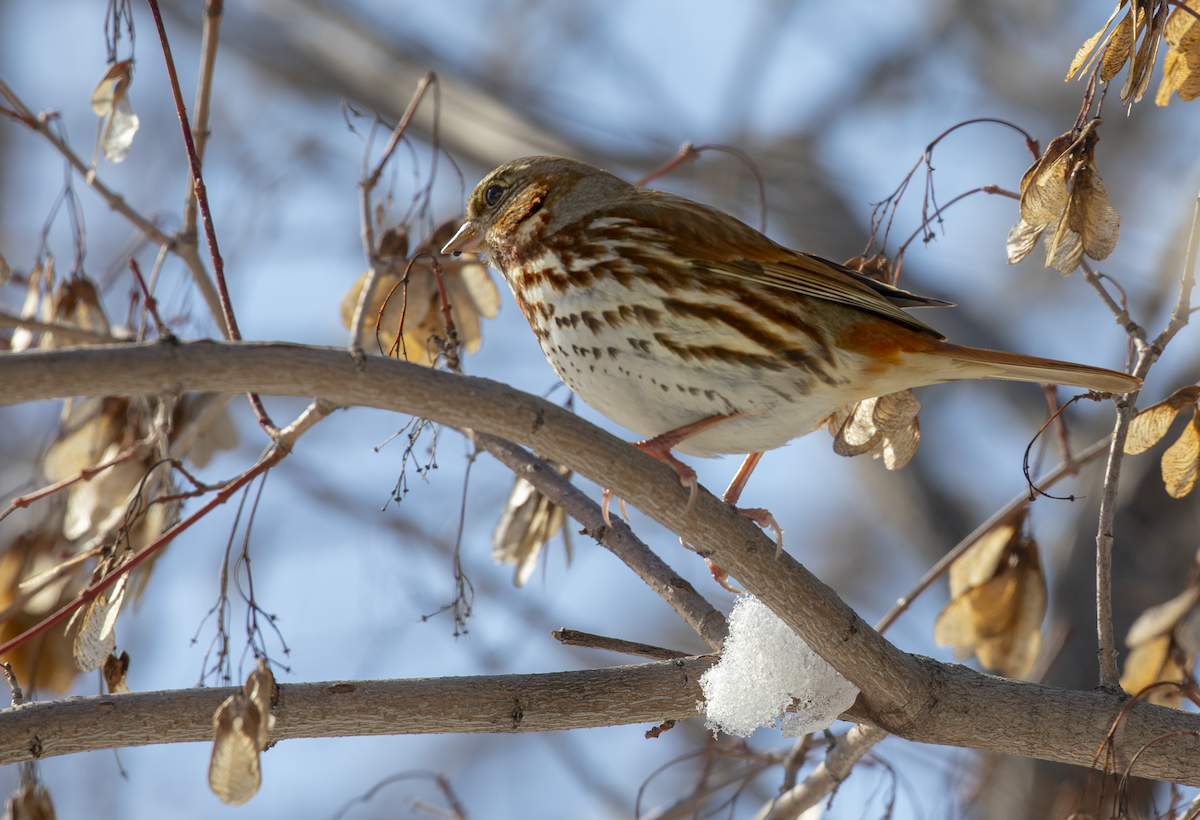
<box><xmin>441</xmin><ymin>221</ymin><xmax>485</xmax><ymax>256</ymax></box>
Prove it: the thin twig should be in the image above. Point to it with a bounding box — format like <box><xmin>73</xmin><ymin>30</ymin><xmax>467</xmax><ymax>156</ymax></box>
<box><xmin>753</xmin><ymin>725</ymin><xmax>888</xmax><ymax>820</ymax></box>
<box><xmin>0</xmin><ymin>75</ymin><xmax>229</xmax><ymax>336</ymax></box>
<box><xmin>351</xmin><ymin>75</ymin><xmax>437</xmax><ymax>350</ymax></box>
<box><xmin>0</xmin><ymin>311</ymin><xmax>117</xmax><ymax>346</ymax></box>
<box><xmin>635</xmin><ymin>142</ymin><xmax>769</xmax><ymax>232</ymax></box>
<box><xmin>472</xmin><ymin>432</ymin><xmax>728</xmax><ymax>650</ymax></box>
<box><xmin>1</xmin><ymin>664</ymin><xmax>22</xmax><ymax>707</ymax></box>
<box><xmin>145</xmin><ymin>0</ymin><xmax>276</xmax><ymax>435</ymax></box>
<box><xmin>1094</xmin><ymin>185</ymin><xmax>1200</xmax><ymax>689</ymax></box>
<box><xmin>551</xmin><ymin>628</ymin><xmax>690</xmax><ymax>661</ymax></box>
<box><xmin>876</xmin><ymin>436</ymin><xmax>1114</xmax><ymax>634</ymax></box>
<box><xmin>127</xmin><ymin>258</ymin><xmax>172</xmax><ymax>340</ymax></box>
<box><xmin>181</xmin><ymin>0</ymin><xmax>223</xmax><ymax>239</ymax></box>
<box><xmin>0</xmin><ymin>399</ymin><xmax>334</xmax><ymax>660</ymax></box>
<box><xmin>0</xmin><ymin>445</ymin><xmax>145</xmax><ymax>525</ymax></box>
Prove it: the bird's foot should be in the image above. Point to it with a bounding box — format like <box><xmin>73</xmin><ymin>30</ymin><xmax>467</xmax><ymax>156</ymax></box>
<box><xmin>633</xmin><ymin>438</ymin><xmax>699</xmax><ymax>513</ymax></box>
<box><xmin>734</xmin><ymin>507</ymin><xmax>784</xmax><ymax>558</ymax></box>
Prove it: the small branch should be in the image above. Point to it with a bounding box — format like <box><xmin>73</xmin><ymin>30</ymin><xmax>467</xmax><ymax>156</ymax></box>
<box><xmin>128</xmin><ymin>258</ymin><xmax>172</xmax><ymax>340</ymax></box>
<box><xmin>352</xmin><ymin>75</ymin><xmax>437</xmax><ymax>350</ymax></box>
<box><xmin>1</xmin><ymin>664</ymin><xmax>23</xmax><ymax>708</ymax></box>
<box><xmin>552</xmin><ymin>629</ymin><xmax>691</xmax><ymax>661</ymax></box>
<box><xmin>181</xmin><ymin>0</ymin><xmax>224</xmax><ymax>239</ymax></box>
<box><xmin>0</xmin><ymin>311</ymin><xmax>118</xmax><ymax>346</ymax></box>
<box><xmin>145</xmin><ymin>0</ymin><xmax>275</xmax><ymax>435</ymax></box>
<box><xmin>753</xmin><ymin>725</ymin><xmax>888</xmax><ymax>820</ymax></box>
<box><xmin>1080</xmin><ymin>260</ymin><xmax>1145</xmax><ymax>341</ymax></box>
<box><xmin>472</xmin><ymin>432</ymin><xmax>728</xmax><ymax>650</ymax></box>
<box><xmin>1095</xmin><ymin>184</ymin><xmax>1200</xmax><ymax>689</ymax></box>
<box><xmin>635</xmin><ymin>142</ymin><xmax>768</xmax><ymax>232</ymax></box>
<box><xmin>0</xmin><ymin>445</ymin><xmax>145</xmax><ymax>525</ymax></box>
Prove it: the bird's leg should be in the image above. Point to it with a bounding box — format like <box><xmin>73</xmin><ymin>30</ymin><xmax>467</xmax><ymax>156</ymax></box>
<box><xmin>600</xmin><ymin>412</ymin><xmax>740</xmax><ymax>525</ymax></box>
<box><xmin>722</xmin><ymin>451</ymin><xmax>784</xmax><ymax>556</ymax></box>
<box><xmin>700</xmin><ymin>451</ymin><xmax>784</xmax><ymax>593</ymax></box>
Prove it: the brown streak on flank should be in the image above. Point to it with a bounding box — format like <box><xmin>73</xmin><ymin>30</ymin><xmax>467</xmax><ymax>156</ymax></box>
<box><xmin>653</xmin><ymin>332</ymin><xmax>787</xmax><ymax>372</ymax></box>
<box><xmin>607</xmin><ymin>347</ymin><xmax>619</xmax><ymax>360</ymax></box>
<box><xmin>633</xmin><ymin>305</ymin><xmax>661</xmax><ymax>327</ymax></box>
<box><xmin>589</xmin><ymin>257</ymin><xmax>637</xmax><ymax>288</ymax></box>
<box><xmin>736</xmin><ymin>291</ymin><xmax>833</xmax><ymax>362</ymax></box>
<box><xmin>580</xmin><ymin>312</ymin><xmax>603</xmax><ymax>333</ymax></box>
<box><xmin>618</xmin><ymin>305</ymin><xmax>635</xmax><ymax>322</ymax></box>
<box><xmin>602</xmin><ymin>310</ymin><xmax>622</xmax><ymax>328</ymax></box>
<box><xmin>659</xmin><ymin>297</ymin><xmax>825</xmax><ymax>375</ymax></box>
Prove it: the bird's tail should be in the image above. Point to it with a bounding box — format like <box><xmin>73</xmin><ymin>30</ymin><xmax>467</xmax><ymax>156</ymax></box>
<box><xmin>927</xmin><ymin>341</ymin><xmax>1141</xmax><ymax>393</ymax></box>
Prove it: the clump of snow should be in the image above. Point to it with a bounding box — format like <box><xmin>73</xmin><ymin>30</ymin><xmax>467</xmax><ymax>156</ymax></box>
<box><xmin>699</xmin><ymin>595</ymin><xmax>860</xmax><ymax>738</ymax></box>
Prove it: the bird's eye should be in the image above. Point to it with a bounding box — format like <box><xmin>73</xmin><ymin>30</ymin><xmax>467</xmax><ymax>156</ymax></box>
<box><xmin>484</xmin><ymin>184</ymin><xmax>505</xmax><ymax>207</ymax></box>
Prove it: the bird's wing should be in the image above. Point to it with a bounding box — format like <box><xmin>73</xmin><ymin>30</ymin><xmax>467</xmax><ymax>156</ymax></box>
<box><xmin>610</xmin><ymin>190</ymin><xmax>949</xmax><ymax>338</ymax></box>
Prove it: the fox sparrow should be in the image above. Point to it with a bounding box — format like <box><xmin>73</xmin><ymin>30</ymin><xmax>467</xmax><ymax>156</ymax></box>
<box><xmin>443</xmin><ymin>156</ymin><xmax>1139</xmax><ymax>552</ymax></box>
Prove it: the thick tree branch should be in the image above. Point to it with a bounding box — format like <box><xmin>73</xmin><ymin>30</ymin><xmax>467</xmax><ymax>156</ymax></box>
<box><xmin>0</xmin><ymin>658</ymin><xmax>715</xmax><ymax>765</ymax></box>
<box><xmin>3</xmin><ymin>342</ymin><xmax>1200</xmax><ymax>783</ymax></box>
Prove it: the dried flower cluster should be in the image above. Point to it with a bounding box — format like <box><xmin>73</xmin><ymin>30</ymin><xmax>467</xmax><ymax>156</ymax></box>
<box><xmin>341</xmin><ymin>219</ymin><xmax>499</xmax><ymax>366</ymax></box>
<box><xmin>1007</xmin><ymin>123</ymin><xmax>1120</xmax><ymax>275</ymax></box>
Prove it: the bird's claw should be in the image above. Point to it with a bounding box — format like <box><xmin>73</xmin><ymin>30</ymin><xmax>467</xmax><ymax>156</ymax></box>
<box><xmin>736</xmin><ymin>507</ymin><xmax>784</xmax><ymax>558</ymax></box>
<box><xmin>705</xmin><ymin>558</ymin><xmax>746</xmax><ymax>594</ymax></box>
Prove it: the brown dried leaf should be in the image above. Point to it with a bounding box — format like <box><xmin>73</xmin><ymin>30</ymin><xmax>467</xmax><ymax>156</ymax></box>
<box><xmin>1071</xmin><ymin>169</ymin><xmax>1120</xmax><ymax>261</ymax></box>
<box><xmin>90</xmin><ymin>60</ymin><xmax>133</xmax><ymax>115</ymax></box>
<box><xmin>872</xmin><ymin>390</ymin><xmax>921</xmax><ymax>432</ymax></box>
<box><xmin>1125</xmin><ymin>387</ymin><xmax>1200</xmax><ymax>453</ymax></box>
<box><xmin>1120</xmin><ymin>633</ymin><xmax>1177</xmax><ymax>701</ymax></box>
<box><xmin>1162</xmin><ymin>411</ymin><xmax>1200</xmax><ymax>497</ymax></box>
<box><xmin>936</xmin><ymin>512</ymin><xmax>1046</xmax><ymax>678</ymax></box>
<box><xmin>1043</xmin><ymin>162</ymin><xmax>1120</xmax><ymax>275</ymax></box>
<box><xmin>1102</xmin><ymin>11</ymin><xmax>1137</xmax><ymax>81</ymax></box>
<box><xmin>878</xmin><ymin>416</ymin><xmax>920</xmax><ymax>470</ymax></box>
<box><xmin>1126</xmin><ymin>583</ymin><xmax>1200</xmax><ymax>646</ymax></box>
<box><xmin>1005</xmin><ymin>218</ymin><xmax>1043</xmax><ymax>264</ymax></box>
<box><xmin>1067</xmin><ymin>1</ymin><xmax>1129</xmax><ymax>80</ymax></box>
<box><xmin>10</xmin><ymin>261</ymin><xmax>46</xmax><ymax>353</ymax></box>
<box><xmin>493</xmin><ymin>462</ymin><xmax>573</xmax><ymax>587</ymax></box>
<box><xmin>1019</xmin><ymin>134</ymin><xmax>1073</xmax><ymax>226</ymax></box>
<box><xmin>72</xmin><ymin>572</ymin><xmax>128</xmax><ymax>672</ymax></box>
<box><xmin>39</xmin><ymin>277</ymin><xmax>112</xmax><ymax>349</ymax></box>
<box><xmin>1156</xmin><ymin>0</ymin><xmax>1200</xmax><ymax>104</ymax></box>
<box><xmin>90</xmin><ymin>60</ymin><xmax>139</xmax><ymax>163</ymax></box>
<box><xmin>4</xmin><ymin>773</ymin><xmax>56</xmax><ymax>820</ymax></box>
<box><xmin>103</xmin><ymin>650</ymin><xmax>130</xmax><ymax>694</ymax></box>
<box><xmin>208</xmin><ymin>660</ymin><xmax>276</xmax><ymax>806</ymax></box>
<box><xmin>833</xmin><ymin>398</ymin><xmax>882</xmax><ymax>456</ymax></box>
<box><xmin>948</xmin><ymin>517</ymin><xmax>1022</xmax><ymax>596</ymax></box>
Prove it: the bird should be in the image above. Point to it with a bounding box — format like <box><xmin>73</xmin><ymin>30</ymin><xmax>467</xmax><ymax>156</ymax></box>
<box><xmin>443</xmin><ymin>155</ymin><xmax>1140</xmax><ymax>569</ymax></box>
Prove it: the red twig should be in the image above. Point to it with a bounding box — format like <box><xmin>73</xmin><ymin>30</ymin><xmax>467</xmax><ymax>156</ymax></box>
<box><xmin>127</xmin><ymin>258</ymin><xmax>172</xmax><ymax>340</ymax></box>
<box><xmin>636</xmin><ymin>142</ymin><xmax>768</xmax><ymax>232</ymax></box>
<box><xmin>365</xmin><ymin>73</ymin><xmax>436</xmax><ymax>191</ymax></box>
<box><xmin>0</xmin><ymin>445</ymin><xmax>145</xmax><ymax>525</ymax></box>
<box><xmin>144</xmin><ymin>0</ymin><xmax>277</xmax><ymax>435</ymax></box>
<box><xmin>0</xmin><ymin>448</ymin><xmax>284</xmax><ymax>660</ymax></box>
